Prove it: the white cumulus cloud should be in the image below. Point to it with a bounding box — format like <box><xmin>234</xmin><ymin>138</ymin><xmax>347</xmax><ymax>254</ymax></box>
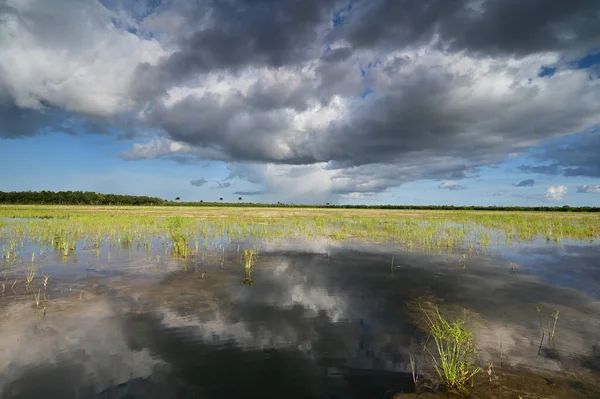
<box><xmin>0</xmin><ymin>0</ymin><xmax>166</xmax><ymax>116</ymax></box>
<box><xmin>544</xmin><ymin>185</ymin><xmax>568</xmax><ymax>201</ymax></box>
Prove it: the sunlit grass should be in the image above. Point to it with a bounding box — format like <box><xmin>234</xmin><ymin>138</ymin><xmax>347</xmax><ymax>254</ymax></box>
<box><xmin>0</xmin><ymin>206</ymin><xmax>597</xmax><ymax>257</ymax></box>
<box><xmin>33</xmin><ymin>289</ymin><xmax>41</xmax><ymax>308</ymax></box>
<box><xmin>0</xmin><ymin>206</ymin><xmax>597</xmax><ymax>288</ymax></box>
<box><xmin>421</xmin><ymin>305</ymin><xmax>481</xmax><ymax>393</ymax></box>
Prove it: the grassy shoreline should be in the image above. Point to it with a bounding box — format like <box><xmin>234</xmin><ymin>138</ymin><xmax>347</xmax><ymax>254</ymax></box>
<box><xmin>1</xmin><ymin>204</ymin><xmax>599</xmax><ymax>217</ymax></box>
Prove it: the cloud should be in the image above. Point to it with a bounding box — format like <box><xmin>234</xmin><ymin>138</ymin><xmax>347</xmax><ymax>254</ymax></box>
<box><xmin>212</xmin><ymin>181</ymin><xmax>231</xmax><ymax>189</ymax></box>
<box><xmin>125</xmin><ymin>1</ymin><xmax>600</xmax><ymax>176</ymax></box>
<box><xmin>120</xmin><ymin>138</ymin><xmax>195</xmax><ymax>160</ymax></box>
<box><xmin>577</xmin><ymin>184</ymin><xmax>600</xmax><ymax>193</ymax></box>
<box><xmin>518</xmin><ymin>164</ymin><xmax>561</xmax><ymax>175</ymax></box>
<box><xmin>321</xmin><ymin>47</ymin><xmax>353</xmax><ymax>63</ymax></box>
<box><xmin>0</xmin><ymin>0</ymin><xmax>164</xmax><ymax>123</ymax></box>
<box><xmin>513</xmin><ymin>179</ymin><xmax>535</xmax><ymax>187</ymax></box>
<box><xmin>133</xmin><ymin>51</ymin><xmax>600</xmax><ymax>170</ymax></box>
<box><xmin>3</xmin><ymin>0</ymin><xmax>600</xmax><ymax>202</ymax></box>
<box><xmin>518</xmin><ymin>130</ymin><xmax>600</xmax><ymax>178</ymax></box>
<box><xmin>544</xmin><ymin>185</ymin><xmax>568</xmax><ymax>201</ymax></box>
<box><xmin>328</xmin><ymin>0</ymin><xmax>600</xmax><ymax>56</ymax></box>
<box><xmin>233</xmin><ymin>191</ymin><xmax>265</xmax><ymax>196</ymax></box>
<box><xmin>225</xmin><ymin>161</ymin><xmax>476</xmax><ymax>204</ymax></box>
<box><xmin>438</xmin><ymin>181</ymin><xmax>466</xmax><ymax>191</ymax></box>
<box><xmin>190</xmin><ymin>178</ymin><xmax>208</xmax><ymax>187</ymax></box>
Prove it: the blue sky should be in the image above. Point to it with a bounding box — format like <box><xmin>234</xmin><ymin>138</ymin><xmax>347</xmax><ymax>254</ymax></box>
<box><xmin>2</xmin><ymin>131</ymin><xmax>599</xmax><ymax>206</ymax></box>
<box><xmin>1</xmin><ymin>0</ymin><xmax>600</xmax><ymax>206</ymax></box>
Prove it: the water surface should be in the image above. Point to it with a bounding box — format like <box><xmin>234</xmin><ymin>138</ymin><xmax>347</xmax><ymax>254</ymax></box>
<box><xmin>1</xmin><ymin>223</ymin><xmax>599</xmax><ymax>398</ymax></box>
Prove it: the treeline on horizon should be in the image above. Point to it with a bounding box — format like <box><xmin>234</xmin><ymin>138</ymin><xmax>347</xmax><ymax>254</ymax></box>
<box><xmin>0</xmin><ymin>190</ymin><xmax>598</xmax><ymax>212</ymax></box>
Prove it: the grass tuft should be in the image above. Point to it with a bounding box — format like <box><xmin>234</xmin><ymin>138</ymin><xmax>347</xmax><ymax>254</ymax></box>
<box><xmin>421</xmin><ymin>305</ymin><xmax>481</xmax><ymax>393</ymax></box>
<box><xmin>171</xmin><ymin>232</ymin><xmax>191</xmax><ymax>258</ymax></box>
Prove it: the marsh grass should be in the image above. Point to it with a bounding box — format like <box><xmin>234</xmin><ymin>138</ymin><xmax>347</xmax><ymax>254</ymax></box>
<box><xmin>536</xmin><ymin>306</ymin><xmax>545</xmax><ymax>355</ymax></box>
<box><xmin>421</xmin><ymin>305</ymin><xmax>481</xmax><ymax>393</ymax></box>
<box><xmin>0</xmin><ymin>207</ymin><xmax>598</xmax><ymax>293</ymax></box>
<box><xmin>1</xmin><ymin>206</ymin><xmax>597</xmax><ymax>256</ymax></box>
<box><xmin>171</xmin><ymin>232</ymin><xmax>191</xmax><ymax>258</ymax></box>
<box><xmin>33</xmin><ymin>289</ymin><xmax>41</xmax><ymax>308</ymax></box>
<box><xmin>409</xmin><ymin>354</ymin><xmax>419</xmax><ymax>386</ymax></box>
<box><xmin>536</xmin><ymin>307</ymin><xmax>560</xmax><ymax>352</ymax></box>
<box><xmin>25</xmin><ymin>266</ymin><xmax>36</xmax><ymax>289</ymax></box>
<box><xmin>550</xmin><ymin>311</ymin><xmax>560</xmax><ymax>344</ymax></box>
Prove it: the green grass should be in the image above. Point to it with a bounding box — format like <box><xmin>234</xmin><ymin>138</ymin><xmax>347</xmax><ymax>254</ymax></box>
<box><xmin>0</xmin><ymin>206</ymin><xmax>597</xmax><ymax>270</ymax></box>
<box><xmin>422</xmin><ymin>305</ymin><xmax>481</xmax><ymax>393</ymax></box>
<box><xmin>171</xmin><ymin>232</ymin><xmax>191</xmax><ymax>258</ymax></box>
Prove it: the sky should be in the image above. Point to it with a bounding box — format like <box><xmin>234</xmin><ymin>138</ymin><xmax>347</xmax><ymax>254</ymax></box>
<box><xmin>1</xmin><ymin>0</ymin><xmax>600</xmax><ymax>206</ymax></box>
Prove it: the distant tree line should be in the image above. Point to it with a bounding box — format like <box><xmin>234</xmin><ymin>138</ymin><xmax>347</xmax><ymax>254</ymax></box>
<box><xmin>165</xmin><ymin>201</ymin><xmax>600</xmax><ymax>212</ymax></box>
<box><xmin>0</xmin><ymin>191</ymin><xmax>165</xmax><ymax>205</ymax></box>
<box><xmin>0</xmin><ymin>191</ymin><xmax>598</xmax><ymax>211</ymax></box>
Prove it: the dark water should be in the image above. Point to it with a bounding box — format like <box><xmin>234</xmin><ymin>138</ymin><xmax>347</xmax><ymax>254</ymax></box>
<box><xmin>1</xmin><ymin>239</ymin><xmax>599</xmax><ymax>398</ymax></box>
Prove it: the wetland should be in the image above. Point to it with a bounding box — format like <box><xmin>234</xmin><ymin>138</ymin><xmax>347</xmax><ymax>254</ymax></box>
<box><xmin>0</xmin><ymin>205</ymin><xmax>599</xmax><ymax>398</ymax></box>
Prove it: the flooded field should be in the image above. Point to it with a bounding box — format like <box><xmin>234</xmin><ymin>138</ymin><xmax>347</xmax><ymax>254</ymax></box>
<box><xmin>0</xmin><ymin>206</ymin><xmax>599</xmax><ymax>398</ymax></box>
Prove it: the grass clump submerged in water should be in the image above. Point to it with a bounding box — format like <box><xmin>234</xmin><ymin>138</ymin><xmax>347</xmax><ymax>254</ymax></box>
<box><xmin>171</xmin><ymin>233</ymin><xmax>191</xmax><ymax>258</ymax></box>
<box><xmin>421</xmin><ymin>305</ymin><xmax>481</xmax><ymax>393</ymax></box>
<box><xmin>167</xmin><ymin>216</ymin><xmax>192</xmax><ymax>258</ymax></box>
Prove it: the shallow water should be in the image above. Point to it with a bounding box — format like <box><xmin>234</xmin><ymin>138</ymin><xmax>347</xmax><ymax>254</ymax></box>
<box><xmin>1</xmin><ymin>232</ymin><xmax>599</xmax><ymax>398</ymax></box>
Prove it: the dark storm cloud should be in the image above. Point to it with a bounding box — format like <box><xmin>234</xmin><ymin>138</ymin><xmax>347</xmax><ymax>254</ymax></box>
<box><xmin>318</xmin><ymin>69</ymin><xmax>600</xmax><ymax>167</ymax></box>
<box><xmin>190</xmin><ymin>178</ymin><xmax>208</xmax><ymax>187</ymax></box>
<box><xmin>133</xmin><ymin>0</ymin><xmax>600</xmax><ymax>100</ymax></box>
<box><xmin>321</xmin><ymin>47</ymin><xmax>353</xmax><ymax>63</ymax></box>
<box><xmin>513</xmin><ymin>179</ymin><xmax>535</xmax><ymax>187</ymax></box>
<box><xmin>141</xmin><ymin>55</ymin><xmax>600</xmax><ymax>173</ymax></box>
<box><xmin>332</xmin><ymin>0</ymin><xmax>600</xmax><ymax>56</ymax></box>
<box><xmin>132</xmin><ymin>0</ymin><xmax>339</xmax><ymax>96</ymax></box>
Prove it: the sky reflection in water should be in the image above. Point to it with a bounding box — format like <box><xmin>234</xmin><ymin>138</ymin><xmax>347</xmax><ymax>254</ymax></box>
<box><xmin>0</xmin><ymin>237</ymin><xmax>599</xmax><ymax>398</ymax></box>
